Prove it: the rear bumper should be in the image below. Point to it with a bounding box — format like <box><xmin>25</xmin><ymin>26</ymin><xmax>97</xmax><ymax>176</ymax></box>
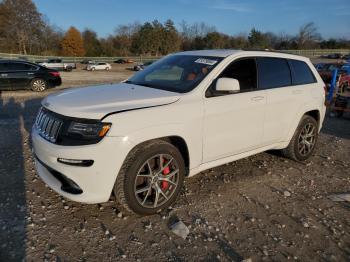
<box><xmin>48</xmin><ymin>77</ymin><xmax>62</xmax><ymax>87</ymax></box>
<box><xmin>31</xmin><ymin>126</ymin><xmax>131</xmax><ymax>203</ymax></box>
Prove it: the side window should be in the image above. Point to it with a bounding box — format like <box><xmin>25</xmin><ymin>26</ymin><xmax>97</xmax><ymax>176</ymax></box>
<box><xmin>8</xmin><ymin>62</ymin><xmax>36</xmax><ymax>71</ymax></box>
<box><xmin>219</xmin><ymin>58</ymin><xmax>257</xmax><ymax>91</ymax></box>
<box><xmin>289</xmin><ymin>60</ymin><xmax>316</xmax><ymax>85</ymax></box>
<box><xmin>257</xmin><ymin>57</ymin><xmax>291</xmax><ymax>89</ymax></box>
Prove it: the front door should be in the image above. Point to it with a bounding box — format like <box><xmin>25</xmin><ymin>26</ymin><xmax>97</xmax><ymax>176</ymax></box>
<box><xmin>203</xmin><ymin>58</ymin><xmax>266</xmax><ymax>162</ymax></box>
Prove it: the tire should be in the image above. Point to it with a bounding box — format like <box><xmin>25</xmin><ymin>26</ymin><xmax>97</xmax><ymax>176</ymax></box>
<box><xmin>65</xmin><ymin>66</ymin><xmax>72</xmax><ymax>72</ymax></box>
<box><xmin>106</xmin><ymin>67</ymin><xmax>110</xmax><ymax>71</ymax></box>
<box><xmin>114</xmin><ymin>140</ymin><xmax>185</xmax><ymax>215</ymax></box>
<box><xmin>31</xmin><ymin>78</ymin><xmax>47</xmax><ymax>92</ymax></box>
<box><xmin>91</xmin><ymin>67</ymin><xmax>95</xmax><ymax>71</ymax></box>
<box><xmin>281</xmin><ymin>115</ymin><xmax>318</xmax><ymax>161</ymax></box>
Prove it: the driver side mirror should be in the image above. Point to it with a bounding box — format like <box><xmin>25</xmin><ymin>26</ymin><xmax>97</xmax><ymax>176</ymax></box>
<box><xmin>215</xmin><ymin>77</ymin><xmax>240</xmax><ymax>93</ymax></box>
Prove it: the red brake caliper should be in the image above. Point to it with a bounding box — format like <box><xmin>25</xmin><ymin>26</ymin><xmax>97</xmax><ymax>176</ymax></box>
<box><xmin>162</xmin><ymin>161</ymin><xmax>170</xmax><ymax>190</ymax></box>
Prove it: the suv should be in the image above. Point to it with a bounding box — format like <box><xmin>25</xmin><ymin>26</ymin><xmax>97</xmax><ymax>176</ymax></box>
<box><xmin>31</xmin><ymin>50</ymin><xmax>326</xmax><ymax>215</ymax></box>
<box><xmin>0</xmin><ymin>60</ymin><xmax>62</xmax><ymax>91</ymax></box>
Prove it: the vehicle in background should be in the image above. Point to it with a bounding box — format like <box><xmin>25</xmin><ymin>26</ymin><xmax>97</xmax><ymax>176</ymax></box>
<box><xmin>81</xmin><ymin>59</ymin><xmax>95</xmax><ymax>64</ymax></box>
<box><xmin>0</xmin><ymin>60</ymin><xmax>61</xmax><ymax>92</ymax></box>
<box><xmin>342</xmin><ymin>54</ymin><xmax>350</xmax><ymax>60</ymax></box>
<box><xmin>339</xmin><ymin>74</ymin><xmax>350</xmax><ymax>93</ymax></box>
<box><xmin>314</xmin><ymin>63</ymin><xmax>326</xmax><ymax>71</ymax></box>
<box><xmin>114</xmin><ymin>59</ymin><xmax>134</xmax><ymax>64</ymax></box>
<box><xmin>40</xmin><ymin>59</ymin><xmax>76</xmax><ymax>72</ymax></box>
<box><xmin>87</xmin><ymin>62</ymin><xmax>112</xmax><ymax>71</ymax></box>
<box><xmin>31</xmin><ymin>50</ymin><xmax>326</xmax><ymax>215</ymax></box>
<box><xmin>317</xmin><ymin>63</ymin><xmax>344</xmax><ymax>84</ymax></box>
<box><xmin>133</xmin><ymin>61</ymin><xmax>154</xmax><ymax>71</ymax></box>
<box><xmin>322</xmin><ymin>53</ymin><xmax>343</xmax><ymax>59</ymax></box>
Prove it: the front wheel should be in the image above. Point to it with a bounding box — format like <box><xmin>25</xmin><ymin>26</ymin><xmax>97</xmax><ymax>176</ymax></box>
<box><xmin>281</xmin><ymin>115</ymin><xmax>318</xmax><ymax>161</ymax></box>
<box><xmin>105</xmin><ymin>67</ymin><xmax>110</xmax><ymax>71</ymax></box>
<box><xmin>114</xmin><ymin>140</ymin><xmax>185</xmax><ymax>215</ymax></box>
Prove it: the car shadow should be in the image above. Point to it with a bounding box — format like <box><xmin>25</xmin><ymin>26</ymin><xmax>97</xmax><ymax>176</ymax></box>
<box><xmin>0</xmin><ymin>90</ymin><xmax>42</xmax><ymax>261</ymax></box>
<box><xmin>321</xmin><ymin>115</ymin><xmax>350</xmax><ymax>140</ymax></box>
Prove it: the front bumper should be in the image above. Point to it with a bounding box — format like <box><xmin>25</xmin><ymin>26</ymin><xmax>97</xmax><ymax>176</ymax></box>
<box><xmin>31</xmin><ymin>126</ymin><xmax>130</xmax><ymax>204</ymax></box>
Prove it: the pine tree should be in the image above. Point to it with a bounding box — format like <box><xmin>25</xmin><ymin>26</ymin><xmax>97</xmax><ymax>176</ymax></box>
<box><xmin>61</xmin><ymin>27</ymin><xmax>85</xmax><ymax>56</ymax></box>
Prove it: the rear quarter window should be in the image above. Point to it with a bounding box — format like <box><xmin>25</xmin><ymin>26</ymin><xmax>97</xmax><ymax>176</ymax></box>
<box><xmin>289</xmin><ymin>59</ymin><xmax>316</xmax><ymax>85</ymax></box>
<box><xmin>257</xmin><ymin>57</ymin><xmax>292</xmax><ymax>89</ymax></box>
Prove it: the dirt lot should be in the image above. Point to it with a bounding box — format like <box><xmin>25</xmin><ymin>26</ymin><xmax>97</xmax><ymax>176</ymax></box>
<box><xmin>0</xmin><ymin>63</ymin><xmax>349</xmax><ymax>261</ymax></box>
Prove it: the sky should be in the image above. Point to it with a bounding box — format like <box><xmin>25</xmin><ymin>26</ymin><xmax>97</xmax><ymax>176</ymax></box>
<box><xmin>33</xmin><ymin>0</ymin><xmax>350</xmax><ymax>39</ymax></box>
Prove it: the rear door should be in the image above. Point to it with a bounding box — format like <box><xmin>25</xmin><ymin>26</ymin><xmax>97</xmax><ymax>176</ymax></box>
<box><xmin>256</xmin><ymin>57</ymin><xmax>299</xmax><ymax>145</ymax></box>
<box><xmin>203</xmin><ymin>58</ymin><xmax>266</xmax><ymax>162</ymax></box>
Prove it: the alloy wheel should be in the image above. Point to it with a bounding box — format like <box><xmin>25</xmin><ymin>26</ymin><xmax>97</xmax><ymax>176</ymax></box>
<box><xmin>32</xmin><ymin>79</ymin><xmax>46</xmax><ymax>91</ymax></box>
<box><xmin>134</xmin><ymin>154</ymin><xmax>179</xmax><ymax>209</ymax></box>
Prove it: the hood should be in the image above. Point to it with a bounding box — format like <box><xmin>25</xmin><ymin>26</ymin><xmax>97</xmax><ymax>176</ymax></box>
<box><xmin>42</xmin><ymin>83</ymin><xmax>180</xmax><ymax>119</ymax></box>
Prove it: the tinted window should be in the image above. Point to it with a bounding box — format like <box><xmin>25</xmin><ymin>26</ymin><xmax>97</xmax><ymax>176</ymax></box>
<box><xmin>289</xmin><ymin>60</ymin><xmax>316</xmax><ymax>85</ymax></box>
<box><xmin>7</xmin><ymin>62</ymin><xmax>38</xmax><ymax>71</ymax></box>
<box><xmin>220</xmin><ymin>58</ymin><xmax>257</xmax><ymax>91</ymax></box>
<box><xmin>257</xmin><ymin>57</ymin><xmax>291</xmax><ymax>89</ymax></box>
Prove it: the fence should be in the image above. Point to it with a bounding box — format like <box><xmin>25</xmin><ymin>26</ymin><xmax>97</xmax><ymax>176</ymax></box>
<box><xmin>0</xmin><ymin>49</ymin><xmax>349</xmax><ymax>63</ymax></box>
<box><xmin>0</xmin><ymin>53</ymin><xmax>161</xmax><ymax>63</ymax></box>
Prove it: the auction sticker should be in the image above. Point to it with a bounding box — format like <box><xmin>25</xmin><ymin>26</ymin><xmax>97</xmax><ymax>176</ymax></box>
<box><xmin>195</xmin><ymin>58</ymin><xmax>218</xmax><ymax>66</ymax></box>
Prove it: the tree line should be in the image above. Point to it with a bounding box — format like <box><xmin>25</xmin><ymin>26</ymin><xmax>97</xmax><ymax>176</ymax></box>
<box><xmin>0</xmin><ymin>0</ymin><xmax>349</xmax><ymax>57</ymax></box>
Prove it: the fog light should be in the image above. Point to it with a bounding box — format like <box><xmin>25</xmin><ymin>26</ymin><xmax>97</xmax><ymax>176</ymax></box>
<box><xmin>57</xmin><ymin>158</ymin><xmax>94</xmax><ymax>167</ymax></box>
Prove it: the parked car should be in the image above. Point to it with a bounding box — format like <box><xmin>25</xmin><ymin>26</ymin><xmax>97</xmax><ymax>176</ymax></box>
<box><xmin>87</xmin><ymin>62</ymin><xmax>112</xmax><ymax>71</ymax></box>
<box><xmin>40</xmin><ymin>58</ymin><xmax>76</xmax><ymax>72</ymax></box>
<box><xmin>0</xmin><ymin>60</ymin><xmax>61</xmax><ymax>91</ymax></box>
<box><xmin>81</xmin><ymin>59</ymin><xmax>94</xmax><ymax>64</ymax></box>
<box><xmin>133</xmin><ymin>61</ymin><xmax>154</xmax><ymax>71</ymax></box>
<box><xmin>114</xmin><ymin>58</ymin><xmax>134</xmax><ymax>64</ymax></box>
<box><xmin>31</xmin><ymin>50</ymin><xmax>326</xmax><ymax>215</ymax></box>
<box><xmin>324</xmin><ymin>53</ymin><xmax>343</xmax><ymax>59</ymax></box>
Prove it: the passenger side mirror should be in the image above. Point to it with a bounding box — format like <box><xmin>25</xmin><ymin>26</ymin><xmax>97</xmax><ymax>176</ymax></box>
<box><xmin>215</xmin><ymin>78</ymin><xmax>240</xmax><ymax>92</ymax></box>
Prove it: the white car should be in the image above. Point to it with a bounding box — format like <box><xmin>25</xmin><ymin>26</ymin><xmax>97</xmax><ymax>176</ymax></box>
<box><xmin>87</xmin><ymin>62</ymin><xmax>111</xmax><ymax>71</ymax></box>
<box><xmin>31</xmin><ymin>50</ymin><xmax>326</xmax><ymax>215</ymax></box>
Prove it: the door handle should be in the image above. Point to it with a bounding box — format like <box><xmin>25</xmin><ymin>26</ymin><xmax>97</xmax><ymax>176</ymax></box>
<box><xmin>292</xmin><ymin>90</ymin><xmax>303</xmax><ymax>94</ymax></box>
<box><xmin>251</xmin><ymin>96</ymin><xmax>264</xmax><ymax>101</ymax></box>
<box><xmin>27</xmin><ymin>72</ymin><xmax>34</xmax><ymax>75</ymax></box>
<box><xmin>0</xmin><ymin>73</ymin><xmax>8</xmax><ymax>77</ymax></box>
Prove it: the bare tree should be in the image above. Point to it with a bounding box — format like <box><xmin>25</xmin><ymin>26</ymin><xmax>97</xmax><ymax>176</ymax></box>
<box><xmin>297</xmin><ymin>22</ymin><xmax>321</xmax><ymax>49</ymax></box>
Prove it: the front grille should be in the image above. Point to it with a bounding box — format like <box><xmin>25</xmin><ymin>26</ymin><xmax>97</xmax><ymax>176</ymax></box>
<box><xmin>35</xmin><ymin>108</ymin><xmax>63</xmax><ymax>143</ymax></box>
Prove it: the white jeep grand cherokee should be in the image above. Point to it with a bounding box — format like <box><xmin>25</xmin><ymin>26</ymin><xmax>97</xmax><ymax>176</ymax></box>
<box><xmin>32</xmin><ymin>50</ymin><xmax>326</xmax><ymax>215</ymax></box>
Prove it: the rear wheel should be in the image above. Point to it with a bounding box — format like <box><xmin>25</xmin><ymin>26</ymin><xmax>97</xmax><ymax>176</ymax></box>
<box><xmin>115</xmin><ymin>140</ymin><xmax>185</xmax><ymax>215</ymax></box>
<box><xmin>31</xmin><ymin>78</ymin><xmax>47</xmax><ymax>92</ymax></box>
<box><xmin>105</xmin><ymin>67</ymin><xmax>110</xmax><ymax>71</ymax></box>
<box><xmin>281</xmin><ymin>115</ymin><xmax>318</xmax><ymax>161</ymax></box>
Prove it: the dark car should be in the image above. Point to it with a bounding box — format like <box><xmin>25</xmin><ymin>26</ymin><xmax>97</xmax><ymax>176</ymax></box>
<box><xmin>326</xmin><ymin>53</ymin><xmax>342</xmax><ymax>59</ymax></box>
<box><xmin>114</xmin><ymin>58</ymin><xmax>134</xmax><ymax>64</ymax></box>
<box><xmin>0</xmin><ymin>60</ymin><xmax>62</xmax><ymax>92</ymax></box>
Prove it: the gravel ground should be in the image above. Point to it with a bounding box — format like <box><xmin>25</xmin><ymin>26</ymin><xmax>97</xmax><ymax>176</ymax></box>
<box><xmin>0</xmin><ymin>63</ymin><xmax>349</xmax><ymax>261</ymax></box>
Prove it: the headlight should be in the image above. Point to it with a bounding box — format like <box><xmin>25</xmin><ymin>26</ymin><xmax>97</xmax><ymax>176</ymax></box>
<box><xmin>67</xmin><ymin>122</ymin><xmax>111</xmax><ymax>139</ymax></box>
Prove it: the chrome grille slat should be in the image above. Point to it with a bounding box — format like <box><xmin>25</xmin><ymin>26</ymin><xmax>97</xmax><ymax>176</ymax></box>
<box><xmin>35</xmin><ymin>108</ymin><xmax>63</xmax><ymax>143</ymax></box>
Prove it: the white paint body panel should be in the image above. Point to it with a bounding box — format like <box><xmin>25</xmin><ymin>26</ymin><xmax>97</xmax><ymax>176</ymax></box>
<box><xmin>32</xmin><ymin>50</ymin><xmax>326</xmax><ymax>203</ymax></box>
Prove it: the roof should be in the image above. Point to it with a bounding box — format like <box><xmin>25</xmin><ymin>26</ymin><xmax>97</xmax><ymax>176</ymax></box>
<box><xmin>175</xmin><ymin>49</ymin><xmax>309</xmax><ymax>61</ymax></box>
<box><xmin>176</xmin><ymin>49</ymin><xmax>241</xmax><ymax>57</ymax></box>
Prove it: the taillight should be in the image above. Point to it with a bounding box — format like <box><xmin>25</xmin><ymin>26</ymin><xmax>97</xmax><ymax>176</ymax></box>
<box><xmin>49</xmin><ymin>71</ymin><xmax>60</xmax><ymax>77</ymax></box>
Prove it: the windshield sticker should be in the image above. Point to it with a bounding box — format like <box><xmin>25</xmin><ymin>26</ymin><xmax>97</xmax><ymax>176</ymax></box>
<box><xmin>195</xmin><ymin>58</ymin><xmax>218</xmax><ymax>66</ymax></box>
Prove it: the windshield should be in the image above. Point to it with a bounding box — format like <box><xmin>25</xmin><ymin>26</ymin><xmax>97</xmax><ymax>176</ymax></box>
<box><xmin>126</xmin><ymin>55</ymin><xmax>223</xmax><ymax>93</ymax></box>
